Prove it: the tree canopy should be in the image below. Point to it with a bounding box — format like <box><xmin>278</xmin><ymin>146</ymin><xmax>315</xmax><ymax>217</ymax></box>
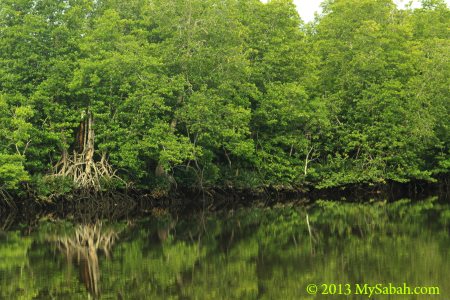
<box><xmin>0</xmin><ymin>0</ymin><xmax>448</xmax><ymax>197</ymax></box>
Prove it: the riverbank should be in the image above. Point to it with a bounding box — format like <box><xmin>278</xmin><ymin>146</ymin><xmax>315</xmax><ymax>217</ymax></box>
<box><xmin>1</xmin><ymin>176</ymin><xmax>448</xmax><ymax>224</ymax></box>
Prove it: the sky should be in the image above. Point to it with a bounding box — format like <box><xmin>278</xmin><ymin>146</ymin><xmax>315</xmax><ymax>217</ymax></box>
<box><xmin>291</xmin><ymin>0</ymin><xmax>450</xmax><ymax>22</ymax></box>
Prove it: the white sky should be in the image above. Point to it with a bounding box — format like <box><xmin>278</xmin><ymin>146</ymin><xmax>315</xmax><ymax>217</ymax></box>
<box><xmin>286</xmin><ymin>0</ymin><xmax>450</xmax><ymax>22</ymax></box>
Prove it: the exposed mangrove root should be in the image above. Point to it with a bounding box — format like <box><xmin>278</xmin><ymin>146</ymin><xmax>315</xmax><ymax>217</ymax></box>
<box><xmin>49</xmin><ymin>111</ymin><xmax>126</xmax><ymax>192</ymax></box>
<box><xmin>0</xmin><ymin>189</ymin><xmax>16</xmax><ymax>210</ymax></box>
<box><xmin>51</xmin><ymin>151</ymin><xmax>125</xmax><ymax>191</ymax></box>
<box><xmin>0</xmin><ymin>210</ymin><xmax>16</xmax><ymax>231</ymax></box>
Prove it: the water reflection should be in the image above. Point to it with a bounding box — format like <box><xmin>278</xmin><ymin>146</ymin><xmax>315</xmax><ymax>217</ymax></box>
<box><xmin>46</xmin><ymin>222</ymin><xmax>119</xmax><ymax>298</ymax></box>
<box><xmin>0</xmin><ymin>197</ymin><xmax>449</xmax><ymax>299</ymax></box>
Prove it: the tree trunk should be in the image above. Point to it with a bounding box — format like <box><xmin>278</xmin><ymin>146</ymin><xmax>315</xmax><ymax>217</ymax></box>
<box><xmin>84</xmin><ymin>112</ymin><xmax>94</xmax><ymax>176</ymax></box>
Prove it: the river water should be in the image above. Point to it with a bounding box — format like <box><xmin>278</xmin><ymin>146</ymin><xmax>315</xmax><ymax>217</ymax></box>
<box><xmin>0</xmin><ymin>196</ymin><xmax>449</xmax><ymax>299</ymax></box>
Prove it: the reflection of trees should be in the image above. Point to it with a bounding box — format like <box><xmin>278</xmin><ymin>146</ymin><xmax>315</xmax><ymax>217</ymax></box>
<box><xmin>1</xmin><ymin>200</ymin><xmax>450</xmax><ymax>299</ymax></box>
<box><xmin>47</xmin><ymin>222</ymin><xmax>118</xmax><ymax>298</ymax></box>
<box><xmin>0</xmin><ymin>231</ymin><xmax>36</xmax><ymax>299</ymax></box>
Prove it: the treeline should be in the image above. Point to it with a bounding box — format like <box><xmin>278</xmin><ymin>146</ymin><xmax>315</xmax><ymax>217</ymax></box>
<box><xmin>0</xmin><ymin>0</ymin><xmax>448</xmax><ymax>200</ymax></box>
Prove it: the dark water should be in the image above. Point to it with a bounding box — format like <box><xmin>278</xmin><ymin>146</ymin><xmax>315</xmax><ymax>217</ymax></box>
<box><xmin>1</xmin><ymin>197</ymin><xmax>449</xmax><ymax>299</ymax></box>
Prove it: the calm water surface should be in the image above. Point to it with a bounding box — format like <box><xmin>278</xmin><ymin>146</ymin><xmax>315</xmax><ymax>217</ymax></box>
<box><xmin>1</xmin><ymin>197</ymin><xmax>449</xmax><ymax>299</ymax></box>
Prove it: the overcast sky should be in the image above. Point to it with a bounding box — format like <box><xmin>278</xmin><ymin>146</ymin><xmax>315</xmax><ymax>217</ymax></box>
<box><xmin>291</xmin><ymin>0</ymin><xmax>450</xmax><ymax>22</ymax></box>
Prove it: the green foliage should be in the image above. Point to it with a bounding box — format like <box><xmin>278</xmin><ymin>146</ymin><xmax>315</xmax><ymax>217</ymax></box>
<box><xmin>31</xmin><ymin>175</ymin><xmax>75</xmax><ymax>200</ymax></box>
<box><xmin>312</xmin><ymin>0</ymin><xmax>449</xmax><ymax>187</ymax></box>
<box><xmin>0</xmin><ymin>0</ymin><xmax>448</xmax><ymax>197</ymax></box>
<box><xmin>0</xmin><ymin>154</ymin><xmax>29</xmax><ymax>190</ymax></box>
<box><xmin>0</xmin><ymin>94</ymin><xmax>32</xmax><ymax>189</ymax></box>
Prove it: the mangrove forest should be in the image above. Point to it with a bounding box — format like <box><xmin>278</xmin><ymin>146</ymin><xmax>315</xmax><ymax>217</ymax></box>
<box><xmin>0</xmin><ymin>0</ymin><xmax>449</xmax><ymax>204</ymax></box>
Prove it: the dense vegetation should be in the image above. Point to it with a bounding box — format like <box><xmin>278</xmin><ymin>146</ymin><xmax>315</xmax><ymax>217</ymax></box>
<box><xmin>0</xmin><ymin>0</ymin><xmax>448</xmax><ymax>201</ymax></box>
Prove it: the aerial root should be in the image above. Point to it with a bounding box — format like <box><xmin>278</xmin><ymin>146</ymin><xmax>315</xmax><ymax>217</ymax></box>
<box><xmin>51</xmin><ymin>151</ymin><xmax>125</xmax><ymax>191</ymax></box>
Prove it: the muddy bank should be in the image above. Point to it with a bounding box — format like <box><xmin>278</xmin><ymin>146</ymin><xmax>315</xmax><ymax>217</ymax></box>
<box><xmin>1</xmin><ymin>176</ymin><xmax>448</xmax><ymax>227</ymax></box>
